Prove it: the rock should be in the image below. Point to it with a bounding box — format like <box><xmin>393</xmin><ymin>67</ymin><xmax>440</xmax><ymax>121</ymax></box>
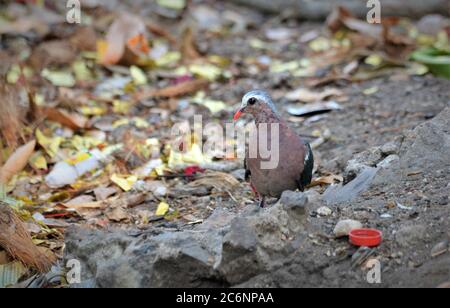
<box><xmin>218</xmin><ymin>218</ymin><xmax>261</xmax><ymax>285</ymax></box>
<box><xmin>64</xmin><ymin>194</ymin><xmax>311</xmax><ymax>287</ymax></box>
<box><xmin>323</xmin><ymin>167</ymin><xmax>378</xmax><ymax>205</ymax></box>
<box><xmin>333</xmin><ymin>220</ymin><xmax>363</xmax><ymax>238</ymax></box>
<box><xmin>377</xmin><ymin>155</ymin><xmax>400</xmax><ymax>169</ymax></box>
<box><xmin>395</xmin><ymin>224</ymin><xmax>427</xmax><ymax>248</ymax></box>
<box><xmin>317</xmin><ymin>206</ymin><xmax>332</xmax><ymax>217</ymax></box>
<box><xmin>381</xmin><ymin>137</ymin><xmax>403</xmax><ymax>156</ymax></box>
<box><xmin>278</xmin><ymin>190</ymin><xmax>308</xmax><ymax>216</ymax></box>
<box><xmin>399</xmin><ymin>108</ymin><xmax>450</xmax><ymax>171</ymax></box>
<box><xmin>431</xmin><ymin>240</ymin><xmax>449</xmax><ymax>258</ymax></box>
<box><xmin>64</xmin><ymin>227</ymin><xmax>225</xmax><ymax>288</ymax></box>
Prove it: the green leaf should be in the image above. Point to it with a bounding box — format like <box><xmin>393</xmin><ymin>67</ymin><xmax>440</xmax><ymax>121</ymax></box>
<box><xmin>411</xmin><ymin>48</ymin><xmax>450</xmax><ymax>79</ymax></box>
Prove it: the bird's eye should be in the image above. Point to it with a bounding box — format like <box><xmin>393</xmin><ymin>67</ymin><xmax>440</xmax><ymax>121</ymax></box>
<box><xmin>248</xmin><ymin>97</ymin><xmax>257</xmax><ymax>105</ymax></box>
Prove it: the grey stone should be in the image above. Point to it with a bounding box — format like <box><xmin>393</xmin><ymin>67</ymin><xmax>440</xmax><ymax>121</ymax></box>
<box><xmin>378</xmin><ymin>155</ymin><xmax>400</xmax><ymax>169</ymax></box>
<box><xmin>381</xmin><ymin>137</ymin><xmax>403</xmax><ymax>155</ymax></box>
<box><xmin>278</xmin><ymin>190</ymin><xmax>308</xmax><ymax>216</ymax></box>
<box><xmin>64</xmin><ymin>226</ymin><xmax>225</xmax><ymax>288</ymax></box>
<box><xmin>334</xmin><ymin>220</ymin><xmax>363</xmax><ymax>238</ymax></box>
<box><xmin>399</xmin><ymin>108</ymin><xmax>450</xmax><ymax>171</ymax></box>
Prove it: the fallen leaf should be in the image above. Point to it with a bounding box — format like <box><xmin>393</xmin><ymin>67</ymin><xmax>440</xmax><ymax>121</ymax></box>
<box><xmin>111</xmin><ymin>174</ymin><xmax>138</xmax><ymax>192</ymax></box>
<box><xmin>285</xmin><ymin>88</ymin><xmax>344</xmax><ymax>103</ymax></box>
<box><xmin>94</xmin><ymin>186</ymin><xmax>119</xmax><ymax>201</ymax></box>
<box><xmin>134</xmin><ymin>79</ymin><xmax>209</xmax><ymax>100</ymax></box>
<box><xmin>155</xmin><ymin>202</ymin><xmax>170</xmax><ymax>216</ymax></box>
<box><xmin>130</xmin><ymin>66</ymin><xmax>148</xmax><ymax>85</ymax></box>
<box><xmin>99</xmin><ymin>13</ymin><xmax>148</xmax><ymax>65</ymax></box>
<box><xmin>41</xmin><ymin>69</ymin><xmax>76</xmax><ymax>87</ymax></box>
<box><xmin>29</xmin><ymin>151</ymin><xmax>48</xmax><ymax>171</ymax></box>
<box><xmin>309</xmin><ymin>175</ymin><xmax>344</xmax><ymax>187</ymax></box>
<box><xmin>36</xmin><ymin>129</ymin><xmax>63</xmax><ymax>158</ymax></box>
<box><xmin>157</xmin><ymin>0</ymin><xmax>186</xmax><ymax>10</ymax></box>
<box><xmin>181</xmin><ymin>27</ymin><xmax>201</xmax><ymax>62</ymax></box>
<box><xmin>0</xmin><ymin>140</ymin><xmax>36</xmax><ymax>184</ymax></box>
<box><xmin>41</xmin><ymin>107</ymin><xmax>88</xmax><ymax>130</ymax></box>
<box><xmin>106</xmin><ymin>207</ymin><xmax>129</xmax><ymax>222</ymax></box>
<box><xmin>189</xmin><ymin>63</ymin><xmax>222</xmax><ymax>81</ymax></box>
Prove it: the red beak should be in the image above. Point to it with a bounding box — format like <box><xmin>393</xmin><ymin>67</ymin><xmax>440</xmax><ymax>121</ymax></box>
<box><xmin>233</xmin><ymin>109</ymin><xmax>243</xmax><ymax>121</ymax></box>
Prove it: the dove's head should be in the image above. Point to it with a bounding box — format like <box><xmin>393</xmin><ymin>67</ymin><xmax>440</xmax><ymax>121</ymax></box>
<box><xmin>233</xmin><ymin>90</ymin><xmax>279</xmax><ymax>121</ymax></box>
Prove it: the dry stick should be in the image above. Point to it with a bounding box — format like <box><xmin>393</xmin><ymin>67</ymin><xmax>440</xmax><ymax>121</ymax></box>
<box><xmin>0</xmin><ymin>201</ymin><xmax>55</xmax><ymax>273</ymax></box>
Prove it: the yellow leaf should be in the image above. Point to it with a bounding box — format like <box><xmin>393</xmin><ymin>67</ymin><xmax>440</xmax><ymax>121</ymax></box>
<box><xmin>133</xmin><ymin>117</ymin><xmax>149</xmax><ymax>128</ymax></box>
<box><xmin>113</xmin><ymin>100</ymin><xmax>132</xmax><ymax>114</ymax></box>
<box><xmin>80</xmin><ymin>105</ymin><xmax>107</xmax><ymax>116</ymax></box>
<box><xmin>72</xmin><ymin>60</ymin><xmax>93</xmax><ymax>81</ymax></box>
<box><xmin>113</xmin><ymin>118</ymin><xmax>130</xmax><ymax>128</ymax></box>
<box><xmin>36</xmin><ymin>129</ymin><xmax>62</xmax><ymax>158</ymax></box>
<box><xmin>41</xmin><ymin>69</ymin><xmax>76</xmax><ymax>87</ymax></box>
<box><xmin>189</xmin><ymin>63</ymin><xmax>222</xmax><ymax>81</ymax></box>
<box><xmin>168</xmin><ymin>143</ymin><xmax>209</xmax><ymax>169</ymax></box>
<box><xmin>155</xmin><ymin>202</ymin><xmax>169</xmax><ymax>216</ymax></box>
<box><xmin>66</xmin><ymin>152</ymin><xmax>91</xmax><ymax>165</ymax></box>
<box><xmin>111</xmin><ymin>174</ymin><xmax>137</xmax><ymax>192</ymax></box>
<box><xmin>29</xmin><ymin>151</ymin><xmax>47</xmax><ymax>170</ymax></box>
<box><xmin>130</xmin><ymin>66</ymin><xmax>148</xmax><ymax>85</ymax></box>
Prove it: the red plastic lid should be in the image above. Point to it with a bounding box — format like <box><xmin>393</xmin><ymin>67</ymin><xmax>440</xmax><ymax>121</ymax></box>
<box><xmin>349</xmin><ymin>229</ymin><xmax>383</xmax><ymax>247</ymax></box>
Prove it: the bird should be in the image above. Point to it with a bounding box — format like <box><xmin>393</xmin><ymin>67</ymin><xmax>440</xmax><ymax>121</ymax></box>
<box><xmin>233</xmin><ymin>90</ymin><xmax>314</xmax><ymax>208</ymax></box>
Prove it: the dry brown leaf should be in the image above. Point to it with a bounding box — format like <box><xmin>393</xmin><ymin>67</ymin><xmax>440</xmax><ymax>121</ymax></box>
<box><xmin>61</xmin><ymin>201</ymin><xmax>106</xmax><ymax>210</ymax></box>
<box><xmin>0</xmin><ymin>140</ymin><xmax>36</xmax><ymax>185</ymax></box>
<box><xmin>110</xmin><ymin>193</ymin><xmax>146</xmax><ymax>209</ymax></box>
<box><xmin>285</xmin><ymin>88</ymin><xmax>344</xmax><ymax>103</ymax></box>
<box><xmin>181</xmin><ymin>27</ymin><xmax>201</xmax><ymax>63</ymax></box>
<box><xmin>99</xmin><ymin>12</ymin><xmax>148</xmax><ymax>65</ymax></box>
<box><xmin>134</xmin><ymin>79</ymin><xmax>209</xmax><ymax>101</ymax></box>
<box><xmin>147</xmin><ymin>21</ymin><xmax>177</xmax><ymax>44</ymax></box>
<box><xmin>70</xmin><ymin>26</ymin><xmax>98</xmax><ymax>52</ymax></box>
<box><xmin>41</xmin><ymin>107</ymin><xmax>88</xmax><ymax>130</ymax></box>
<box><xmin>28</xmin><ymin>40</ymin><xmax>77</xmax><ymax>71</ymax></box>
<box><xmin>106</xmin><ymin>207</ymin><xmax>129</xmax><ymax>222</ymax></box>
<box><xmin>309</xmin><ymin>175</ymin><xmax>343</xmax><ymax>188</ymax></box>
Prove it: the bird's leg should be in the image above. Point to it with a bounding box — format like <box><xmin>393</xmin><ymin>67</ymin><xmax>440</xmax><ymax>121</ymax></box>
<box><xmin>250</xmin><ymin>183</ymin><xmax>258</xmax><ymax>196</ymax></box>
<box><xmin>259</xmin><ymin>196</ymin><xmax>266</xmax><ymax>208</ymax></box>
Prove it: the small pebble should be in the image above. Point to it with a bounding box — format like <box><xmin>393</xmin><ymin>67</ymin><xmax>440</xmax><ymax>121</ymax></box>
<box><xmin>317</xmin><ymin>206</ymin><xmax>332</xmax><ymax>217</ymax></box>
<box><xmin>334</xmin><ymin>219</ymin><xmax>363</xmax><ymax>238</ymax></box>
